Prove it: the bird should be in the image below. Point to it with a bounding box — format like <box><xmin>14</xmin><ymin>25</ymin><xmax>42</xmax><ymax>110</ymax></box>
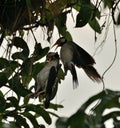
<box><xmin>35</xmin><ymin>52</ymin><xmax>60</xmax><ymax>108</ymax></box>
<box><xmin>52</xmin><ymin>37</ymin><xmax>102</xmax><ymax>89</ymax></box>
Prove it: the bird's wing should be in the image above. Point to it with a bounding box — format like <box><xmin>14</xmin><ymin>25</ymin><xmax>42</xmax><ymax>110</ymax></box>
<box><xmin>44</xmin><ymin>66</ymin><xmax>57</xmax><ymax>108</ymax></box>
<box><xmin>71</xmin><ymin>42</ymin><xmax>95</xmax><ymax>67</ymax></box>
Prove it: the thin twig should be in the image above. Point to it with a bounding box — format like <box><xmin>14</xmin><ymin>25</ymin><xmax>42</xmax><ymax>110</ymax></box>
<box><xmin>102</xmin><ymin>23</ymin><xmax>117</xmax><ymax>79</ymax></box>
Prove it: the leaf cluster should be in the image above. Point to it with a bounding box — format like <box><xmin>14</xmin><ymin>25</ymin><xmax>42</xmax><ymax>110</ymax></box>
<box><xmin>0</xmin><ymin>0</ymin><xmax>120</xmax><ymax>43</ymax></box>
<box><xmin>56</xmin><ymin>89</ymin><xmax>120</xmax><ymax>128</ymax></box>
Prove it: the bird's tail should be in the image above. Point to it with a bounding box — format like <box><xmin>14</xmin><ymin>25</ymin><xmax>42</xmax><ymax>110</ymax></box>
<box><xmin>71</xmin><ymin>64</ymin><xmax>79</xmax><ymax>89</ymax></box>
<box><xmin>83</xmin><ymin>65</ymin><xmax>102</xmax><ymax>83</ymax></box>
<box><xmin>44</xmin><ymin>94</ymin><xmax>50</xmax><ymax>109</ymax></box>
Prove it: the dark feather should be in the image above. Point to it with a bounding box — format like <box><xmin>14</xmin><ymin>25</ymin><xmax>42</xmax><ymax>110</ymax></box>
<box><xmin>83</xmin><ymin>65</ymin><xmax>102</xmax><ymax>83</ymax></box>
<box><xmin>45</xmin><ymin>66</ymin><xmax>57</xmax><ymax>108</ymax></box>
<box><xmin>71</xmin><ymin>42</ymin><xmax>95</xmax><ymax>67</ymax></box>
<box><xmin>70</xmin><ymin>64</ymin><xmax>79</xmax><ymax>89</ymax></box>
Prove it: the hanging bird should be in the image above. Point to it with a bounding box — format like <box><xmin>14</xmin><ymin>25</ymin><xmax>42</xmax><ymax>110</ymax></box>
<box><xmin>52</xmin><ymin>37</ymin><xmax>102</xmax><ymax>88</ymax></box>
<box><xmin>35</xmin><ymin>52</ymin><xmax>60</xmax><ymax>108</ymax></box>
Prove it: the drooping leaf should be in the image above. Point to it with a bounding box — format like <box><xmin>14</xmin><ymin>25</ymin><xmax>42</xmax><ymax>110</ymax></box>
<box><xmin>0</xmin><ymin>94</ymin><xmax>6</xmax><ymax>113</ymax></box>
<box><xmin>117</xmin><ymin>12</ymin><xmax>120</xmax><ymax>25</ymax></box>
<box><xmin>90</xmin><ymin>3</ymin><xmax>101</xmax><ymax>19</ymax></box>
<box><xmin>15</xmin><ymin>115</ymin><xmax>29</xmax><ymax>128</ymax></box>
<box><xmin>1</xmin><ymin>122</ymin><xmax>19</xmax><ymax>128</ymax></box>
<box><xmin>7</xmin><ymin>97</ymin><xmax>19</xmax><ymax>108</ymax></box>
<box><xmin>12</xmin><ymin>37</ymin><xmax>29</xmax><ymax>51</ymax></box>
<box><xmin>22</xmin><ymin>112</ymin><xmax>40</xmax><ymax>128</ymax></box>
<box><xmin>0</xmin><ymin>58</ymin><xmax>9</xmax><ymax>70</ymax></box>
<box><xmin>24</xmin><ymin>104</ymin><xmax>52</xmax><ymax>124</ymax></box>
<box><xmin>55</xmin><ymin>12</ymin><xmax>67</xmax><ymax>32</ymax></box>
<box><xmin>33</xmin><ymin>43</ymin><xmax>49</xmax><ymax>62</ymax></box>
<box><xmin>8</xmin><ymin>74</ymin><xmax>31</xmax><ymax>97</ymax></box>
<box><xmin>57</xmin><ymin>68</ymin><xmax>65</xmax><ymax>81</ymax></box>
<box><xmin>103</xmin><ymin>0</ymin><xmax>114</xmax><ymax>8</ymax></box>
<box><xmin>33</xmin><ymin>105</ymin><xmax>52</xmax><ymax>125</ymax></box>
<box><xmin>3</xmin><ymin>61</ymin><xmax>19</xmax><ymax>78</ymax></box>
<box><xmin>0</xmin><ymin>73</ymin><xmax>8</xmax><ymax>87</ymax></box>
<box><xmin>12</xmin><ymin>37</ymin><xmax>29</xmax><ymax>60</ymax></box>
<box><xmin>89</xmin><ymin>18</ymin><xmax>101</xmax><ymax>33</ymax></box>
<box><xmin>67</xmin><ymin>111</ymin><xmax>87</xmax><ymax>128</ymax></box>
<box><xmin>49</xmin><ymin>103</ymin><xmax>64</xmax><ymax>111</ymax></box>
<box><xmin>21</xmin><ymin>75</ymin><xmax>32</xmax><ymax>87</ymax></box>
<box><xmin>102</xmin><ymin>111</ymin><xmax>120</xmax><ymax>123</ymax></box>
<box><xmin>12</xmin><ymin>51</ymin><xmax>28</xmax><ymax>61</ymax></box>
<box><xmin>76</xmin><ymin>5</ymin><xmax>92</xmax><ymax>27</ymax></box>
<box><xmin>55</xmin><ymin>12</ymin><xmax>72</xmax><ymax>40</ymax></box>
<box><xmin>21</xmin><ymin>58</ymin><xmax>33</xmax><ymax>76</ymax></box>
<box><xmin>56</xmin><ymin>89</ymin><xmax>120</xmax><ymax>128</ymax></box>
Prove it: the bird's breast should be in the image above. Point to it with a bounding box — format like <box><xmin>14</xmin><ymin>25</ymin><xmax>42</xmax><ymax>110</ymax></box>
<box><xmin>60</xmin><ymin>44</ymin><xmax>73</xmax><ymax>64</ymax></box>
<box><xmin>37</xmin><ymin>61</ymin><xmax>58</xmax><ymax>85</ymax></box>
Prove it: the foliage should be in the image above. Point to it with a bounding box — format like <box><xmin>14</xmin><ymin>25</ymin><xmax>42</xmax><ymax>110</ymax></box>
<box><xmin>0</xmin><ymin>0</ymin><xmax>120</xmax><ymax>128</ymax></box>
<box><xmin>56</xmin><ymin>89</ymin><xmax>120</xmax><ymax>128</ymax></box>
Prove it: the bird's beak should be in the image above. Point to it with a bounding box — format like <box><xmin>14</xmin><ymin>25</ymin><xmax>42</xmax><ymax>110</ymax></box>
<box><xmin>52</xmin><ymin>42</ymin><xmax>58</xmax><ymax>51</ymax></box>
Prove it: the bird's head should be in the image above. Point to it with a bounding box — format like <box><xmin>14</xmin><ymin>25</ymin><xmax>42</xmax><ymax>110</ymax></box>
<box><xmin>46</xmin><ymin>52</ymin><xmax>59</xmax><ymax>62</ymax></box>
<box><xmin>52</xmin><ymin>37</ymin><xmax>66</xmax><ymax>50</ymax></box>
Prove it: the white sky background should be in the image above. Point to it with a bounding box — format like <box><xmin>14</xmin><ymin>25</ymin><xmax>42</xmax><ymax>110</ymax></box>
<box><xmin>1</xmin><ymin>8</ymin><xmax>120</xmax><ymax>128</ymax></box>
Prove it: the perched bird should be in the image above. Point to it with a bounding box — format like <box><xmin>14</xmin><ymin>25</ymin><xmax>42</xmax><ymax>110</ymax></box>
<box><xmin>53</xmin><ymin>37</ymin><xmax>102</xmax><ymax>88</ymax></box>
<box><xmin>35</xmin><ymin>52</ymin><xmax>60</xmax><ymax>108</ymax></box>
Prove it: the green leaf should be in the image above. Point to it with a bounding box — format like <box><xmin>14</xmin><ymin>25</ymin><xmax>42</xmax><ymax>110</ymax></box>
<box><xmin>103</xmin><ymin>0</ymin><xmax>114</xmax><ymax>8</ymax></box>
<box><xmin>57</xmin><ymin>68</ymin><xmax>65</xmax><ymax>81</ymax></box>
<box><xmin>22</xmin><ymin>112</ymin><xmax>40</xmax><ymax>128</ymax></box>
<box><xmin>56</xmin><ymin>89</ymin><xmax>120</xmax><ymax>128</ymax></box>
<box><xmin>2</xmin><ymin>122</ymin><xmax>19</xmax><ymax>128</ymax></box>
<box><xmin>7</xmin><ymin>97</ymin><xmax>19</xmax><ymax>108</ymax></box>
<box><xmin>22</xmin><ymin>75</ymin><xmax>32</xmax><ymax>87</ymax></box>
<box><xmin>33</xmin><ymin>43</ymin><xmax>49</xmax><ymax>62</ymax></box>
<box><xmin>67</xmin><ymin>111</ymin><xmax>87</xmax><ymax>128</ymax></box>
<box><xmin>33</xmin><ymin>105</ymin><xmax>52</xmax><ymax>125</ymax></box>
<box><xmin>24</xmin><ymin>104</ymin><xmax>52</xmax><ymax>124</ymax></box>
<box><xmin>0</xmin><ymin>73</ymin><xmax>8</xmax><ymax>87</ymax></box>
<box><xmin>89</xmin><ymin>18</ymin><xmax>101</xmax><ymax>33</ymax></box>
<box><xmin>12</xmin><ymin>37</ymin><xmax>29</xmax><ymax>51</ymax></box>
<box><xmin>12</xmin><ymin>52</ymin><xmax>28</xmax><ymax>61</ymax></box>
<box><xmin>55</xmin><ymin>12</ymin><xmax>67</xmax><ymax>32</ymax></box>
<box><xmin>15</xmin><ymin>115</ymin><xmax>29</xmax><ymax>128</ymax></box>
<box><xmin>49</xmin><ymin>103</ymin><xmax>64</xmax><ymax>111</ymax></box>
<box><xmin>12</xmin><ymin>37</ymin><xmax>29</xmax><ymax>60</ymax></box>
<box><xmin>80</xmin><ymin>0</ymin><xmax>90</xmax><ymax>5</ymax></box>
<box><xmin>21</xmin><ymin>58</ymin><xmax>33</xmax><ymax>76</ymax></box>
<box><xmin>76</xmin><ymin>5</ymin><xmax>92</xmax><ymax>27</ymax></box>
<box><xmin>55</xmin><ymin>12</ymin><xmax>72</xmax><ymax>40</ymax></box>
<box><xmin>0</xmin><ymin>58</ymin><xmax>9</xmax><ymax>70</ymax></box>
<box><xmin>117</xmin><ymin>12</ymin><xmax>120</xmax><ymax>25</ymax></box>
<box><xmin>8</xmin><ymin>74</ymin><xmax>31</xmax><ymax>97</ymax></box>
<box><xmin>103</xmin><ymin>111</ymin><xmax>120</xmax><ymax>123</ymax></box>
<box><xmin>90</xmin><ymin>3</ymin><xmax>101</xmax><ymax>19</ymax></box>
<box><xmin>25</xmin><ymin>0</ymin><xmax>33</xmax><ymax>10</ymax></box>
<box><xmin>3</xmin><ymin>61</ymin><xmax>19</xmax><ymax>78</ymax></box>
<box><xmin>0</xmin><ymin>95</ymin><xmax>6</xmax><ymax>113</ymax></box>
